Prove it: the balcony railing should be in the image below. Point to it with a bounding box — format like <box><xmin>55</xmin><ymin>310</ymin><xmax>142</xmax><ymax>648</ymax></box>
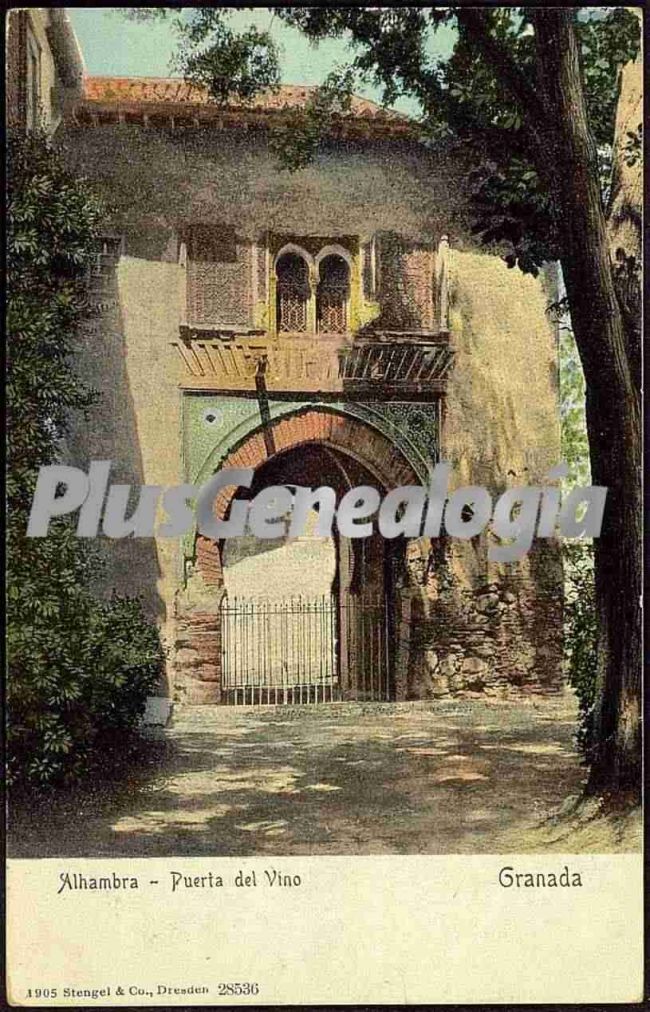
<box><xmin>172</xmin><ymin>328</ymin><xmax>454</xmax><ymax>394</ymax></box>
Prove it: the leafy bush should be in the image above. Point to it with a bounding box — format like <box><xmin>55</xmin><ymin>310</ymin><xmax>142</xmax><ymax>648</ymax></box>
<box><xmin>7</xmin><ymin>567</ymin><xmax>164</xmax><ymax>788</ymax></box>
<box><xmin>7</xmin><ymin>130</ymin><xmax>164</xmax><ymax>790</ymax></box>
<box><xmin>563</xmin><ymin>541</ymin><xmax>597</xmax><ymax>755</ymax></box>
<box><xmin>83</xmin><ymin>595</ymin><xmax>165</xmax><ymax>735</ymax></box>
<box><xmin>559</xmin><ymin>321</ymin><xmax>597</xmax><ymax>756</ymax></box>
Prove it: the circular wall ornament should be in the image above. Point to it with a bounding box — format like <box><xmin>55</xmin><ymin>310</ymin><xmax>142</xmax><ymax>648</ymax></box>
<box><xmin>202</xmin><ymin>407</ymin><xmax>221</xmax><ymax>427</ymax></box>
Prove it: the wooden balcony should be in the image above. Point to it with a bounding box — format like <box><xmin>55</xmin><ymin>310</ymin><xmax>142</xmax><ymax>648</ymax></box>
<box><xmin>172</xmin><ymin>327</ymin><xmax>454</xmax><ymax>396</ymax></box>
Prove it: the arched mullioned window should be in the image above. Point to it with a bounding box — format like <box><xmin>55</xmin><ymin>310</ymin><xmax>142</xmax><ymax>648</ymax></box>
<box><xmin>317</xmin><ymin>254</ymin><xmax>350</xmax><ymax>334</ymax></box>
<box><xmin>276</xmin><ymin>252</ymin><xmax>310</xmax><ymax>334</ymax></box>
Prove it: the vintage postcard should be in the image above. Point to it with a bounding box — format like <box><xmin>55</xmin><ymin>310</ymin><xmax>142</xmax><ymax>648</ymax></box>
<box><xmin>5</xmin><ymin>4</ymin><xmax>644</xmax><ymax>1006</ymax></box>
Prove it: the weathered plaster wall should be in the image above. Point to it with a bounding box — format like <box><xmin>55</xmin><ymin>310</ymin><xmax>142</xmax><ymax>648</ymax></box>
<box><xmin>66</xmin><ymin>252</ymin><xmax>187</xmax><ymax>687</ymax></box>
<box><xmin>26</xmin><ymin>10</ymin><xmax>59</xmax><ymax>129</ymax></box>
<box><xmin>445</xmin><ymin>249</ymin><xmax>560</xmax><ymax>488</ymax></box>
<box><xmin>7</xmin><ymin>10</ymin><xmax>62</xmax><ymax>131</ymax></box>
<box><xmin>61</xmin><ymin>124</ymin><xmax>475</xmax><ymax>247</ymax></box>
<box><xmin>401</xmin><ymin>248</ymin><xmax>563</xmax><ymax>698</ymax></box>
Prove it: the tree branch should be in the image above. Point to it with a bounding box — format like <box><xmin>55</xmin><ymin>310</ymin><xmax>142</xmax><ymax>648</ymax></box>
<box><xmin>456</xmin><ymin>10</ymin><xmax>548</xmax><ymax>128</ymax></box>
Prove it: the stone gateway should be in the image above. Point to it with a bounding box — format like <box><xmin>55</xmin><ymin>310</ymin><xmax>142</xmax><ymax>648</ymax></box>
<box><xmin>62</xmin><ymin>76</ymin><xmax>564</xmax><ymax>706</ymax></box>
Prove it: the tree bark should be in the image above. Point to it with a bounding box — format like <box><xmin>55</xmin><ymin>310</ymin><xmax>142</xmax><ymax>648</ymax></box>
<box><xmin>532</xmin><ymin>11</ymin><xmax>641</xmax><ymax>799</ymax></box>
<box><xmin>607</xmin><ymin>19</ymin><xmax>642</xmax><ymax>391</ymax></box>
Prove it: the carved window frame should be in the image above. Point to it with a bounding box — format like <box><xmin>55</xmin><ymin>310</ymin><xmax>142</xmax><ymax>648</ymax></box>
<box><xmin>274</xmin><ymin>244</ymin><xmax>315</xmax><ymax>336</ymax></box>
<box><xmin>273</xmin><ymin>241</ymin><xmax>355</xmax><ymax>338</ymax></box>
<box><xmin>315</xmin><ymin>247</ymin><xmax>352</xmax><ymax>335</ymax></box>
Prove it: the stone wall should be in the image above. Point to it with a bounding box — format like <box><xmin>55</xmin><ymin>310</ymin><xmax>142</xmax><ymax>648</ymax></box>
<box><xmin>400</xmin><ymin>537</ymin><xmax>563</xmax><ymax>699</ymax></box>
<box><xmin>409</xmin><ymin>244</ymin><xmax>564</xmax><ymax>696</ymax></box>
<box><xmin>174</xmin><ymin>608</ymin><xmax>223</xmax><ymax>705</ymax></box>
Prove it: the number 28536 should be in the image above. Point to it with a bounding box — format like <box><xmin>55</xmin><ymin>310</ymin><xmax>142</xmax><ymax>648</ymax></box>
<box><xmin>217</xmin><ymin>983</ymin><xmax>260</xmax><ymax>996</ymax></box>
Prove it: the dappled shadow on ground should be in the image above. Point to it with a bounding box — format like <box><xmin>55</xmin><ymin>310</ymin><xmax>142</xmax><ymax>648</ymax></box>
<box><xmin>8</xmin><ymin>695</ymin><xmax>638</xmax><ymax>858</ymax></box>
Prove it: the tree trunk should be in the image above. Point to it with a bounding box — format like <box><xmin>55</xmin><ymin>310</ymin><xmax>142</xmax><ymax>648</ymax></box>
<box><xmin>532</xmin><ymin>11</ymin><xmax>641</xmax><ymax>799</ymax></box>
<box><xmin>607</xmin><ymin>20</ymin><xmax>642</xmax><ymax>391</ymax></box>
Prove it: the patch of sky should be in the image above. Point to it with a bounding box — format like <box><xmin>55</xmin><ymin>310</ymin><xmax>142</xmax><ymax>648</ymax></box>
<box><xmin>69</xmin><ymin>7</ymin><xmax>456</xmax><ymax>119</ymax></box>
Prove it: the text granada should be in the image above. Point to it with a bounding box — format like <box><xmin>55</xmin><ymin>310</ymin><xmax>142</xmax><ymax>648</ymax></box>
<box><xmin>499</xmin><ymin>865</ymin><xmax>583</xmax><ymax>888</ymax></box>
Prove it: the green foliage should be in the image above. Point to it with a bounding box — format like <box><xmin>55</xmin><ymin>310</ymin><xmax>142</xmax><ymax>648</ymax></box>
<box><xmin>125</xmin><ymin>9</ymin><xmax>280</xmax><ymax>102</ymax></box>
<box><xmin>7</xmin><ymin>131</ymin><xmax>164</xmax><ymax>790</ymax></box>
<box><xmin>7</xmin><ymin>131</ymin><xmax>103</xmax><ymax>503</ymax></box>
<box><xmin>442</xmin><ymin>8</ymin><xmax>638</xmax><ymax>271</ymax></box>
<box><xmin>174</xmin><ymin>16</ymin><xmax>280</xmax><ymax>104</ymax></box>
<box><xmin>468</xmin><ymin>158</ymin><xmax>558</xmax><ymax>277</ymax></box>
<box><xmin>575</xmin><ymin>8</ymin><xmax>640</xmax><ymax>148</ymax></box>
<box><xmin>559</xmin><ymin>323</ymin><xmax>591</xmax><ymax>488</ymax></box>
<box><xmin>268</xmin><ymin>68</ymin><xmax>355</xmax><ymax>172</ymax></box>
<box><xmin>562</xmin><ymin>541</ymin><xmax>597</xmax><ymax>756</ymax></box>
<box><xmin>559</xmin><ymin>322</ymin><xmax>596</xmax><ymax>755</ymax></box>
<box><xmin>7</xmin><ymin>565</ymin><xmax>164</xmax><ymax>789</ymax></box>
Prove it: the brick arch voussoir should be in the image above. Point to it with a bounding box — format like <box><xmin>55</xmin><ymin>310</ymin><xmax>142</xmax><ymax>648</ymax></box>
<box><xmin>196</xmin><ymin>409</ymin><xmax>418</xmax><ymax>584</ymax></box>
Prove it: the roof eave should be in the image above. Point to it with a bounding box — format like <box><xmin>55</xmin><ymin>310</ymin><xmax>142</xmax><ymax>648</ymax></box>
<box><xmin>71</xmin><ymin>100</ymin><xmax>416</xmax><ymax>139</ymax></box>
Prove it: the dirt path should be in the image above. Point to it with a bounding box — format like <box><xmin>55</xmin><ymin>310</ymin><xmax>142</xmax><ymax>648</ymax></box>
<box><xmin>9</xmin><ymin>692</ymin><xmax>640</xmax><ymax>857</ymax></box>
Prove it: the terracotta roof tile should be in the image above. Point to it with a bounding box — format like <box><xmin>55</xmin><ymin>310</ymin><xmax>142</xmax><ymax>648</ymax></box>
<box><xmin>82</xmin><ymin>76</ymin><xmax>406</xmax><ymax>122</ymax></box>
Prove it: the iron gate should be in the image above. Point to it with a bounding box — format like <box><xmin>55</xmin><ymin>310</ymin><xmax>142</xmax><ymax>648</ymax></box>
<box><xmin>220</xmin><ymin>594</ymin><xmax>391</xmax><ymax>706</ymax></box>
